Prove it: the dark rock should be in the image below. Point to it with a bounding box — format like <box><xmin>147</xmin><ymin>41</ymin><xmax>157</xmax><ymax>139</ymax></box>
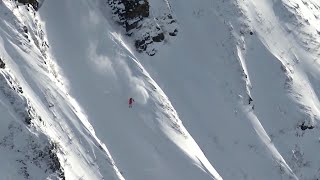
<box><xmin>18</xmin><ymin>86</ymin><xmax>23</xmax><ymax>93</ymax></box>
<box><xmin>300</xmin><ymin>122</ymin><xmax>314</xmax><ymax>131</ymax></box>
<box><xmin>43</xmin><ymin>142</ymin><xmax>65</xmax><ymax>179</ymax></box>
<box><xmin>248</xmin><ymin>96</ymin><xmax>253</xmax><ymax>104</ymax></box>
<box><xmin>109</xmin><ymin>0</ymin><xmax>149</xmax><ymax>31</ymax></box>
<box><xmin>0</xmin><ymin>58</ymin><xmax>5</xmax><ymax>69</ymax></box>
<box><xmin>108</xmin><ymin>0</ymin><xmax>178</xmax><ymax>56</ymax></box>
<box><xmin>16</xmin><ymin>0</ymin><xmax>39</xmax><ymax>11</ymax></box>
<box><xmin>123</xmin><ymin>0</ymin><xmax>149</xmax><ymax>19</ymax></box>
<box><xmin>169</xmin><ymin>29</ymin><xmax>178</xmax><ymax>36</ymax></box>
<box><xmin>23</xmin><ymin>26</ymin><xmax>28</xmax><ymax>34</ymax></box>
<box><xmin>152</xmin><ymin>32</ymin><xmax>164</xmax><ymax>42</ymax></box>
<box><xmin>25</xmin><ymin>116</ymin><xmax>32</xmax><ymax>125</ymax></box>
<box><xmin>125</xmin><ymin>20</ymin><xmax>140</xmax><ymax>32</ymax></box>
<box><xmin>135</xmin><ymin>39</ymin><xmax>147</xmax><ymax>52</ymax></box>
<box><xmin>148</xmin><ymin>50</ymin><xmax>156</xmax><ymax>56</ymax></box>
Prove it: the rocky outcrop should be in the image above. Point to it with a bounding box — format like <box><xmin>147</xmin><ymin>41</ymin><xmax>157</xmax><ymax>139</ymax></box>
<box><xmin>0</xmin><ymin>123</ymin><xmax>65</xmax><ymax>179</ymax></box>
<box><xmin>0</xmin><ymin>58</ymin><xmax>5</xmax><ymax>69</ymax></box>
<box><xmin>0</xmin><ymin>68</ymin><xmax>65</xmax><ymax>179</ymax></box>
<box><xmin>16</xmin><ymin>0</ymin><xmax>39</xmax><ymax>11</ymax></box>
<box><xmin>108</xmin><ymin>0</ymin><xmax>149</xmax><ymax>32</ymax></box>
<box><xmin>108</xmin><ymin>0</ymin><xmax>178</xmax><ymax>56</ymax></box>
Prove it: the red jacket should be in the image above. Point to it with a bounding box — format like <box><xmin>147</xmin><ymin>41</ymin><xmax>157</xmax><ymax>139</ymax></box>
<box><xmin>129</xmin><ymin>98</ymin><xmax>134</xmax><ymax>104</ymax></box>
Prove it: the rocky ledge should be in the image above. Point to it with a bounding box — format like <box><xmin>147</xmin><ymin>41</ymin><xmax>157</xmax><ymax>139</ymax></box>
<box><xmin>16</xmin><ymin>0</ymin><xmax>39</xmax><ymax>10</ymax></box>
<box><xmin>108</xmin><ymin>0</ymin><xmax>178</xmax><ymax>56</ymax></box>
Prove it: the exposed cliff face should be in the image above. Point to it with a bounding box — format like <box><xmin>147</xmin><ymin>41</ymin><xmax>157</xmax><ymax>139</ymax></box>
<box><xmin>108</xmin><ymin>0</ymin><xmax>178</xmax><ymax>56</ymax></box>
<box><xmin>16</xmin><ymin>0</ymin><xmax>39</xmax><ymax>10</ymax></box>
<box><xmin>108</xmin><ymin>0</ymin><xmax>149</xmax><ymax>31</ymax></box>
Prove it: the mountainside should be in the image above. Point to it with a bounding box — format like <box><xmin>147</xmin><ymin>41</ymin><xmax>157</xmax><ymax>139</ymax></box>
<box><xmin>0</xmin><ymin>0</ymin><xmax>320</xmax><ymax>179</ymax></box>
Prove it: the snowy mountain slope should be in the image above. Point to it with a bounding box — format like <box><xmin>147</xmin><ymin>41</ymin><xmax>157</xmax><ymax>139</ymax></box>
<box><xmin>0</xmin><ymin>0</ymin><xmax>222</xmax><ymax>179</ymax></box>
<box><xmin>242</xmin><ymin>0</ymin><xmax>320</xmax><ymax>179</ymax></box>
<box><xmin>0</xmin><ymin>1</ymin><xmax>123</xmax><ymax>179</ymax></box>
<box><xmin>136</xmin><ymin>0</ymin><xmax>320</xmax><ymax>179</ymax></box>
<box><xmin>38</xmin><ymin>0</ymin><xmax>221</xmax><ymax>179</ymax></box>
<box><xmin>0</xmin><ymin>0</ymin><xmax>320</xmax><ymax>179</ymax></box>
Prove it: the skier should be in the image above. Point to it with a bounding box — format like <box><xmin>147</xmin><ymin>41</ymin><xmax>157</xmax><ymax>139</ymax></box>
<box><xmin>129</xmin><ymin>97</ymin><xmax>134</xmax><ymax>108</ymax></box>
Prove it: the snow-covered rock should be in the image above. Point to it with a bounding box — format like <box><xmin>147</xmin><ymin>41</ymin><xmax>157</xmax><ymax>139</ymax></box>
<box><xmin>107</xmin><ymin>0</ymin><xmax>178</xmax><ymax>56</ymax></box>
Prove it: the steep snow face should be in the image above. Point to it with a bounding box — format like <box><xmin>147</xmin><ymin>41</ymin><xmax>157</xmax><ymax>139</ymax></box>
<box><xmin>38</xmin><ymin>0</ymin><xmax>221</xmax><ymax>179</ymax></box>
<box><xmin>137</xmin><ymin>0</ymin><xmax>320</xmax><ymax>179</ymax></box>
<box><xmin>1</xmin><ymin>0</ymin><xmax>320</xmax><ymax>179</ymax></box>
<box><xmin>0</xmin><ymin>0</ymin><xmax>123</xmax><ymax>179</ymax></box>
<box><xmin>242</xmin><ymin>0</ymin><xmax>320</xmax><ymax>179</ymax></box>
<box><xmin>1</xmin><ymin>0</ymin><xmax>222</xmax><ymax>179</ymax></box>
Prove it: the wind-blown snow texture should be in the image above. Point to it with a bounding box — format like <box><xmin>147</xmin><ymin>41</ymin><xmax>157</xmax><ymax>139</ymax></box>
<box><xmin>0</xmin><ymin>0</ymin><xmax>320</xmax><ymax>179</ymax></box>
